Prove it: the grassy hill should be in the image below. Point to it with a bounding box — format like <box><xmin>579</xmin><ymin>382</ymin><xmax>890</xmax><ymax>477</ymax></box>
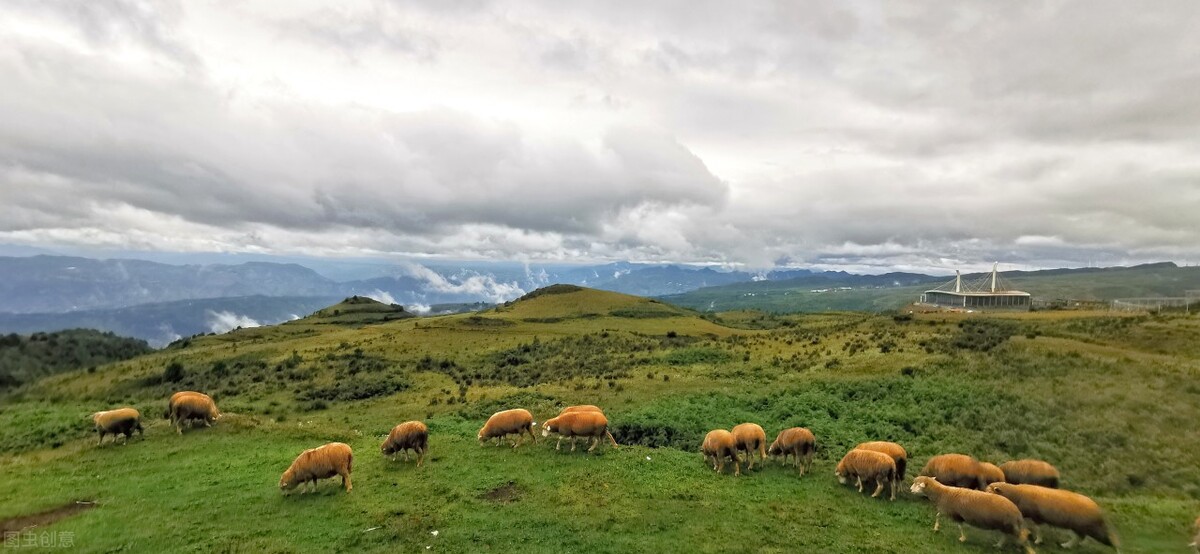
<box><xmin>0</xmin><ymin>329</ymin><xmax>151</xmax><ymax>389</ymax></box>
<box><xmin>0</xmin><ymin>286</ymin><xmax>1197</xmax><ymax>552</ymax></box>
<box><xmin>663</xmin><ymin>263</ymin><xmax>1200</xmax><ymax>313</ymax></box>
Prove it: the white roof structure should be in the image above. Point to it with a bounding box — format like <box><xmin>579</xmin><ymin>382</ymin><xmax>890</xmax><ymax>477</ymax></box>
<box><xmin>925</xmin><ymin>263</ymin><xmax>1030</xmax><ymax>297</ymax></box>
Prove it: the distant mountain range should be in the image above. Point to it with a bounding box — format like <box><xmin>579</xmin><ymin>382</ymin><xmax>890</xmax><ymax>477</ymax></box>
<box><xmin>0</xmin><ymin>255</ymin><xmax>822</xmax><ymax>315</ymax></box>
<box><xmin>1</xmin><ymin>254</ymin><xmax>1195</xmax><ymax>344</ymax></box>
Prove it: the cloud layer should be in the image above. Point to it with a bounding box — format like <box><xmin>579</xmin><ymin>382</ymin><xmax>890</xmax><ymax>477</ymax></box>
<box><xmin>2</xmin><ymin>1</ymin><xmax>1198</xmax><ymax>271</ymax></box>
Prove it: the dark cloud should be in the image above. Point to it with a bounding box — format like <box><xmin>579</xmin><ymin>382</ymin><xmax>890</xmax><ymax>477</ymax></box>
<box><xmin>0</xmin><ymin>1</ymin><xmax>1197</xmax><ymax>270</ymax></box>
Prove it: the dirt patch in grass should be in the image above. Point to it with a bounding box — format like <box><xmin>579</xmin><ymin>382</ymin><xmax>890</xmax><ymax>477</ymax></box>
<box><xmin>0</xmin><ymin>500</ymin><xmax>96</xmax><ymax>533</ymax></box>
<box><xmin>480</xmin><ymin>481</ymin><xmax>522</xmax><ymax>504</ymax></box>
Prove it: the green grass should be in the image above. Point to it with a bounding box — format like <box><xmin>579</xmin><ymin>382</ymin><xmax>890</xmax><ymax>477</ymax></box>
<box><xmin>1</xmin><ymin>287</ymin><xmax>1198</xmax><ymax>552</ymax></box>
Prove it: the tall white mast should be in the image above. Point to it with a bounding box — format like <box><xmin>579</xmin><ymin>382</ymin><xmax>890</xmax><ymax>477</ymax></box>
<box><xmin>991</xmin><ymin>262</ymin><xmax>998</xmax><ymax>293</ymax></box>
<box><xmin>955</xmin><ymin>270</ymin><xmax>961</xmax><ymax>293</ymax></box>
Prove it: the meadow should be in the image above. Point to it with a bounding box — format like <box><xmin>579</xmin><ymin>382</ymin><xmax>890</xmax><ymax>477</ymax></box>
<box><xmin>1</xmin><ymin>287</ymin><xmax>1198</xmax><ymax>553</ymax></box>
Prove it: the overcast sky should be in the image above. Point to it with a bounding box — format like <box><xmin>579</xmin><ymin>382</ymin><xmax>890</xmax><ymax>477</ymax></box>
<box><xmin>2</xmin><ymin>1</ymin><xmax>1198</xmax><ymax>272</ymax></box>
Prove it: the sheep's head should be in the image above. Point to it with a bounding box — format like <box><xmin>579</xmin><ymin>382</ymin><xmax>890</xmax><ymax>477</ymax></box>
<box><xmin>910</xmin><ymin>476</ymin><xmax>935</xmax><ymax>495</ymax></box>
<box><xmin>541</xmin><ymin>420</ymin><xmax>555</xmax><ymax>437</ymax></box>
<box><xmin>985</xmin><ymin>483</ymin><xmax>1007</xmax><ymax>495</ymax></box>
<box><xmin>279</xmin><ymin>470</ymin><xmax>297</xmax><ymax>493</ymax></box>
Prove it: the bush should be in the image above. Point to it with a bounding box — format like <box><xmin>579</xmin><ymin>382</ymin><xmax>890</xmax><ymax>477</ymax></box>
<box><xmin>163</xmin><ymin>361</ymin><xmax>186</xmax><ymax>383</ymax></box>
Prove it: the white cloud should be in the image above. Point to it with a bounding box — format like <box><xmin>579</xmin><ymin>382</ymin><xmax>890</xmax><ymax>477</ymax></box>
<box><xmin>401</xmin><ymin>263</ymin><xmax>525</xmax><ymax>303</ymax></box>
<box><xmin>206</xmin><ymin>310</ymin><xmax>261</xmax><ymax>334</ymax></box>
<box><xmin>363</xmin><ymin>289</ymin><xmax>396</xmax><ymax>305</ymax></box>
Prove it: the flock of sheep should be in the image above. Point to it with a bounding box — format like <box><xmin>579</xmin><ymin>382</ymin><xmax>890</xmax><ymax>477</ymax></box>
<box><xmin>90</xmin><ymin>396</ymin><xmax>1197</xmax><ymax>553</ymax></box>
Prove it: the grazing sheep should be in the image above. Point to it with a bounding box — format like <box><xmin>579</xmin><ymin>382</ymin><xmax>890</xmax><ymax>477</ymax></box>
<box><xmin>477</xmin><ymin>408</ymin><xmax>537</xmax><ymax>448</ymax></box>
<box><xmin>920</xmin><ymin>453</ymin><xmax>993</xmax><ymax>490</ymax></box>
<box><xmin>1000</xmin><ymin>459</ymin><xmax>1061</xmax><ymax>488</ymax></box>
<box><xmin>701</xmin><ymin>429</ymin><xmax>740</xmax><ymax>476</ymax></box>
<box><xmin>979</xmin><ymin>461</ymin><xmax>1007</xmax><ymax>487</ymax></box>
<box><xmin>168</xmin><ymin>392</ymin><xmax>221</xmax><ymax>434</ymax></box>
<box><xmin>987</xmin><ymin>483</ymin><xmax>1119</xmax><ymax>551</ymax></box>
<box><xmin>542</xmin><ymin>411</ymin><xmax>618</xmax><ymax>453</ymax></box>
<box><xmin>558</xmin><ymin>405</ymin><xmax>603</xmax><ymax>416</ymax></box>
<box><xmin>280</xmin><ymin>442</ymin><xmax>353</xmax><ymax>494</ymax></box>
<box><xmin>92</xmin><ymin>408</ymin><xmax>143</xmax><ymax>445</ymax></box>
<box><xmin>381</xmin><ymin>421</ymin><xmax>429</xmax><ymax>466</ymax></box>
<box><xmin>835</xmin><ymin>449</ymin><xmax>898</xmax><ymax>500</ymax></box>
<box><xmin>731</xmin><ymin>423</ymin><xmax>768</xmax><ymax>470</ymax></box>
<box><xmin>910</xmin><ymin>476</ymin><xmax>1035</xmax><ymax>553</ymax></box>
<box><xmin>855</xmin><ymin>441</ymin><xmax>908</xmax><ymax>481</ymax></box>
<box><xmin>165</xmin><ymin>391</ymin><xmax>202</xmax><ymax>424</ymax></box>
<box><xmin>769</xmin><ymin>427</ymin><xmax>816</xmax><ymax>476</ymax></box>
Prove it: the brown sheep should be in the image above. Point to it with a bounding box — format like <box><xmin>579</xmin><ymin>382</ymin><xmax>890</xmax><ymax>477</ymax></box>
<box><xmin>1000</xmin><ymin>459</ymin><xmax>1061</xmax><ymax>488</ymax></box>
<box><xmin>280</xmin><ymin>442</ymin><xmax>353</xmax><ymax>494</ymax></box>
<box><xmin>164</xmin><ymin>391</ymin><xmax>201</xmax><ymax>423</ymax></box>
<box><xmin>477</xmin><ymin>408</ymin><xmax>537</xmax><ymax>448</ymax></box>
<box><xmin>701</xmin><ymin>429</ymin><xmax>740</xmax><ymax>476</ymax></box>
<box><xmin>769</xmin><ymin>427</ymin><xmax>816</xmax><ymax>476</ymax></box>
<box><xmin>855</xmin><ymin>441</ymin><xmax>908</xmax><ymax>481</ymax></box>
<box><xmin>558</xmin><ymin>405</ymin><xmax>603</xmax><ymax>416</ymax></box>
<box><xmin>542</xmin><ymin>411</ymin><xmax>618</xmax><ymax>453</ymax></box>
<box><xmin>911</xmin><ymin>476</ymin><xmax>1035</xmax><ymax>553</ymax></box>
<box><xmin>92</xmin><ymin>408</ymin><xmax>143</xmax><ymax>445</ymax></box>
<box><xmin>979</xmin><ymin>461</ymin><xmax>1007</xmax><ymax>487</ymax></box>
<box><xmin>168</xmin><ymin>391</ymin><xmax>221</xmax><ymax>434</ymax></box>
<box><xmin>731</xmin><ymin>423</ymin><xmax>768</xmax><ymax>470</ymax></box>
<box><xmin>381</xmin><ymin>421</ymin><xmax>429</xmax><ymax>466</ymax></box>
<box><xmin>987</xmin><ymin>483</ymin><xmax>1119</xmax><ymax>550</ymax></box>
<box><xmin>835</xmin><ymin>449</ymin><xmax>898</xmax><ymax>500</ymax></box>
<box><xmin>920</xmin><ymin>453</ymin><xmax>994</xmax><ymax>490</ymax></box>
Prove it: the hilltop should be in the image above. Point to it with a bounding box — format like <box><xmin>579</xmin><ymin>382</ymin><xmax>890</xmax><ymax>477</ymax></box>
<box><xmin>0</xmin><ymin>287</ymin><xmax>1196</xmax><ymax>552</ymax></box>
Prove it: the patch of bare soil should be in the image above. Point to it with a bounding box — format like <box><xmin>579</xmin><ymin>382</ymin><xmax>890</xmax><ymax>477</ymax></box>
<box><xmin>0</xmin><ymin>501</ymin><xmax>96</xmax><ymax>533</ymax></box>
<box><xmin>480</xmin><ymin>481</ymin><xmax>522</xmax><ymax>503</ymax></box>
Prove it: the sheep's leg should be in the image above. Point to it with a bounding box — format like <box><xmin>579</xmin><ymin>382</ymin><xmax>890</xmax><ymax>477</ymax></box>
<box><xmin>889</xmin><ymin>478</ymin><xmax>896</xmax><ymax>501</ymax></box>
<box><xmin>933</xmin><ymin>512</ymin><xmax>941</xmax><ymax>532</ymax></box>
<box><xmin>556</xmin><ymin>436</ymin><xmax>562</xmax><ymax>450</ymax></box>
<box><xmin>570</xmin><ymin>437</ymin><xmax>577</xmax><ymax>452</ymax></box>
<box><xmin>1060</xmin><ymin>531</ymin><xmax>1080</xmax><ymax>549</ymax></box>
<box><xmin>587</xmin><ymin>436</ymin><xmax>599</xmax><ymax>453</ymax></box>
<box><xmin>855</xmin><ymin>476</ymin><xmax>864</xmax><ymax>492</ymax></box>
<box><xmin>97</xmin><ymin>432</ymin><xmax>105</xmax><ymax>445</ymax></box>
<box><xmin>871</xmin><ymin>479</ymin><xmax>884</xmax><ymax>498</ymax></box>
<box><xmin>716</xmin><ymin>456</ymin><xmax>724</xmax><ymax>474</ymax></box>
<box><xmin>957</xmin><ymin>523</ymin><xmax>968</xmax><ymax>543</ymax></box>
<box><xmin>732</xmin><ymin>457</ymin><xmax>740</xmax><ymax>477</ymax></box>
<box><xmin>995</xmin><ymin>534</ymin><xmax>1007</xmax><ymax>548</ymax></box>
<box><xmin>342</xmin><ymin>472</ymin><xmax>352</xmax><ymax>492</ymax></box>
<box><xmin>403</xmin><ymin>450</ymin><xmax>409</xmax><ymax>462</ymax></box>
<box><xmin>1028</xmin><ymin>521</ymin><xmax>1043</xmax><ymax>544</ymax></box>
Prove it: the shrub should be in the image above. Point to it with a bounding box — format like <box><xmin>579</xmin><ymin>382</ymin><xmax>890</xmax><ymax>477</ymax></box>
<box><xmin>163</xmin><ymin>361</ymin><xmax>186</xmax><ymax>383</ymax></box>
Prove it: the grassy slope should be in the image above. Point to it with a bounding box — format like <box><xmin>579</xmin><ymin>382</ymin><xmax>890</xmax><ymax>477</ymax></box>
<box><xmin>1</xmin><ymin>289</ymin><xmax>1198</xmax><ymax>553</ymax></box>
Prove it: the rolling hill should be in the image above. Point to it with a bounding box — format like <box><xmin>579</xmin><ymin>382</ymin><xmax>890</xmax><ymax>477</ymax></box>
<box><xmin>0</xmin><ymin>286</ymin><xmax>1196</xmax><ymax>552</ymax></box>
<box><xmin>663</xmin><ymin>262</ymin><xmax>1200</xmax><ymax>313</ymax></box>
